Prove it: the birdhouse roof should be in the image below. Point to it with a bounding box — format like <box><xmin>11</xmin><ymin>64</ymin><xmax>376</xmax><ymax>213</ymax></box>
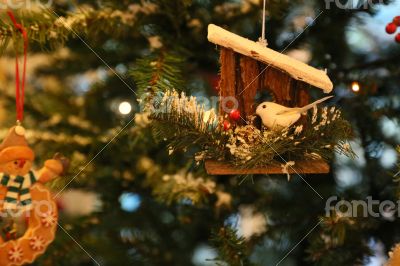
<box><xmin>208</xmin><ymin>24</ymin><xmax>333</xmax><ymax>93</ymax></box>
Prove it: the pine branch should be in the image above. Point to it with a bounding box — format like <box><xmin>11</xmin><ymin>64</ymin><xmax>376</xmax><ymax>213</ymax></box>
<box><xmin>146</xmin><ymin>90</ymin><xmax>355</xmax><ymax>168</ymax></box>
<box><xmin>227</xmin><ymin>108</ymin><xmax>354</xmax><ymax>168</ymax></box>
<box><xmin>210</xmin><ymin>227</ymin><xmax>256</xmax><ymax>266</ymax></box>
<box><xmin>148</xmin><ymin>90</ymin><xmax>226</xmax><ymax>159</ymax></box>
<box><xmin>0</xmin><ymin>5</ymin><xmax>155</xmax><ymax>49</ymax></box>
<box><xmin>306</xmin><ymin>212</ymin><xmax>375</xmax><ymax>265</ymax></box>
<box><xmin>131</xmin><ymin>51</ymin><xmax>186</xmax><ymax>95</ymax></box>
<box><xmin>137</xmin><ymin>156</ymin><xmax>217</xmax><ymax>206</ymax></box>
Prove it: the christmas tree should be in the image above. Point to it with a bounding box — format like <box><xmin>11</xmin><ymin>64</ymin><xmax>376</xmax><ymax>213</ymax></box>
<box><xmin>0</xmin><ymin>0</ymin><xmax>399</xmax><ymax>265</ymax></box>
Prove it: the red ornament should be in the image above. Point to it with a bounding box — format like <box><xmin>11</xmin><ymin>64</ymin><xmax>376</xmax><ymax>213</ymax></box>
<box><xmin>386</xmin><ymin>23</ymin><xmax>397</xmax><ymax>34</ymax></box>
<box><xmin>393</xmin><ymin>16</ymin><xmax>400</xmax><ymax>26</ymax></box>
<box><xmin>229</xmin><ymin>109</ymin><xmax>241</xmax><ymax>121</ymax></box>
<box><xmin>396</xmin><ymin>33</ymin><xmax>400</xmax><ymax>43</ymax></box>
<box><xmin>223</xmin><ymin>120</ymin><xmax>231</xmax><ymax>131</ymax></box>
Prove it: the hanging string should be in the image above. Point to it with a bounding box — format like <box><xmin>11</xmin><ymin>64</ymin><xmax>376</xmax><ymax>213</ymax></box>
<box><xmin>7</xmin><ymin>10</ymin><xmax>28</xmax><ymax>123</ymax></box>
<box><xmin>258</xmin><ymin>0</ymin><xmax>268</xmax><ymax>46</ymax></box>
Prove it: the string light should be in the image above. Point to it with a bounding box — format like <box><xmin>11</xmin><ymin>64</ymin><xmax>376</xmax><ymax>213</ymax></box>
<box><xmin>351</xmin><ymin>81</ymin><xmax>360</xmax><ymax>92</ymax></box>
<box><xmin>118</xmin><ymin>101</ymin><xmax>132</xmax><ymax>115</ymax></box>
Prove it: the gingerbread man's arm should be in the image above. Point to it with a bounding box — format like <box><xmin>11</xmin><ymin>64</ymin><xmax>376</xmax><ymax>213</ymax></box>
<box><xmin>37</xmin><ymin>159</ymin><xmax>64</xmax><ymax>183</ymax></box>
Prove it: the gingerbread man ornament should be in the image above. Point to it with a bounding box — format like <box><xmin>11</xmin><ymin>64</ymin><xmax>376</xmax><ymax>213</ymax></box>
<box><xmin>0</xmin><ymin>126</ymin><xmax>68</xmax><ymax>266</ymax></box>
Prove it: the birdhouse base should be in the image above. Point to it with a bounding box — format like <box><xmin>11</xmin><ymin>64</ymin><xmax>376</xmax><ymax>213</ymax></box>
<box><xmin>205</xmin><ymin>160</ymin><xmax>330</xmax><ymax>175</ymax></box>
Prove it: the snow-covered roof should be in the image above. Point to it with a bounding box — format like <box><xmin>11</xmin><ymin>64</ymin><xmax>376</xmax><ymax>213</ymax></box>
<box><xmin>207</xmin><ymin>24</ymin><xmax>333</xmax><ymax>93</ymax></box>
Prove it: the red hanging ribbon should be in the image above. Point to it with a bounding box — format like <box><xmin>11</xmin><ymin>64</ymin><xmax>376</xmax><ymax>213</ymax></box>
<box><xmin>7</xmin><ymin>11</ymin><xmax>28</xmax><ymax>122</ymax></box>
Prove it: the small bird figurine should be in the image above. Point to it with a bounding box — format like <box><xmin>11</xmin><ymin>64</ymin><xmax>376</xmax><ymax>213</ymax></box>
<box><xmin>255</xmin><ymin>96</ymin><xmax>333</xmax><ymax>130</ymax></box>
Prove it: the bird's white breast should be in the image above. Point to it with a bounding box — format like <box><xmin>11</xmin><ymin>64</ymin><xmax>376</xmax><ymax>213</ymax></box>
<box><xmin>258</xmin><ymin>104</ymin><xmax>301</xmax><ymax>130</ymax></box>
<box><xmin>263</xmin><ymin>113</ymin><xmax>301</xmax><ymax>130</ymax></box>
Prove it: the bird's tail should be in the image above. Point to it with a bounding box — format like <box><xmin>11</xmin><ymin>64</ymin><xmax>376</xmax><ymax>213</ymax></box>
<box><xmin>276</xmin><ymin>96</ymin><xmax>333</xmax><ymax>115</ymax></box>
<box><xmin>298</xmin><ymin>96</ymin><xmax>333</xmax><ymax>114</ymax></box>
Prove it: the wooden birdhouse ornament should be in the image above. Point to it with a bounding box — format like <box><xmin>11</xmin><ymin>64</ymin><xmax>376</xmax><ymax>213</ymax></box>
<box><xmin>205</xmin><ymin>24</ymin><xmax>334</xmax><ymax>175</ymax></box>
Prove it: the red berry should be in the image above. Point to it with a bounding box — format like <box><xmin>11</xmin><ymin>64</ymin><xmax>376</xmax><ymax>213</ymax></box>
<box><xmin>229</xmin><ymin>109</ymin><xmax>241</xmax><ymax>121</ymax></box>
<box><xmin>386</xmin><ymin>23</ymin><xmax>397</xmax><ymax>34</ymax></box>
<box><xmin>393</xmin><ymin>16</ymin><xmax>400</xmax><ymax>26</ymax></box>
<box><xmin>396</xmin><ymin>33</ymin><xmax>400</xmax><ymax>43</ymax></box>
<box><xmin>223</xmin><ymin>120</ymin><xmax>231</xmax><ymax>131</ymax></box>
